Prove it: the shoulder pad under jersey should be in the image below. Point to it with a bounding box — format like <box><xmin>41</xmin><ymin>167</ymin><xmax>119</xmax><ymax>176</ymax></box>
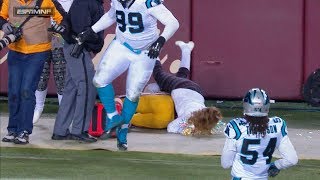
<box><xmin>145</xmin><ymin>0</ymin><xmax>163</xmax><ymax>9</ymax></box>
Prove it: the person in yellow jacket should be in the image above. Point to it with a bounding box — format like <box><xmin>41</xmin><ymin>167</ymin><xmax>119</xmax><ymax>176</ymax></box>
<box><xmin>0</xmin><ymin>0</ymin><xmax>63</xmax><ymax>144</ymax></box>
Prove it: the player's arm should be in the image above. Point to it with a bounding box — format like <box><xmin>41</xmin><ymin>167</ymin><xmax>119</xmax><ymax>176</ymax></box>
<box><xmin>220</xmin><ymin>121</ymin><xmax>238</xmax><ymax>169</ymax></box>
<box><xmin>221</xmin><ymin>138</ymin><xmax>237</xmax><ymax>169</ymax></box>
<box><xmin>268</xmin><ymin>119</ymin><xmax>298</xmax><ymax>177</ymax></box>
<box><xmin>147</xmin><ymin>1</ymin><xmax>179</xmax><ymax>58</ymax></box>
<box><xmin>92</xmin><ymin>1</ymin><xmax>116</xmax><ymax>33</ymax></box>
<box><xmin>274</xmin><ymin>136</ymin><xmax>298</xmax><ymax>169</ymax></box>
<box><xmin>148</xmin><ymin>3</ymin><xmax>179</xmax><ymax>41</ymax></box>
<box><xmin>274</xmin><ymin>119</ymin><xmax>298</xmax><ymax>169</ymax></box>
<box><xmin>167</xmin><ymin>117</ymin><xmax>187</xmax><ymax>134</ymax></box>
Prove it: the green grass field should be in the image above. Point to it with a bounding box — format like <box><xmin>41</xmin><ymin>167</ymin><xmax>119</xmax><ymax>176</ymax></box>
<box><xmin>1</xmin><ymin>99</ymin><xmax>320</xmax><ymax>129</ymax></box>
<box><xmin>1</xmin><ymin>147</ymin><xmax>320</xmax><ymax>180</ymax></box>
<box><xmin>1</xmin><ymin>99</ymin><xmax>320</xmax><ymax>179</ymax></box>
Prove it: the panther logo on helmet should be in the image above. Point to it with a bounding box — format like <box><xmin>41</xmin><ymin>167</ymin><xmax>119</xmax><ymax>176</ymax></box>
<box><xmin>243</xmin><ymin>88</ymin><xmax>270</xmax><ymax>117</ymax></box>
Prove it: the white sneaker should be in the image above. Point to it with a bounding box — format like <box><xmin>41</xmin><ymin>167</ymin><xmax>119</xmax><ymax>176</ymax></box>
<box><xmin>33</xmin><ymin>109</ymin><xmax>43</xmax><ymax>124</ymax></box>
<box><xmin>175</xmin><ymin>41</ymin><xmax>195</xmax><ymax>52</ymax></box>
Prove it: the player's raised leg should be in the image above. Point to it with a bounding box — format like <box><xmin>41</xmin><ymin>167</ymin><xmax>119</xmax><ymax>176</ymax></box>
<box><xmin>175</xmin><ymin>41</ymin><xmax>194</xmax><ymax>78</ymax></box>
<box><xmin>93</xmin><ymin>41</ymin><xmax>130</xmax><ymax>138</ymax></box>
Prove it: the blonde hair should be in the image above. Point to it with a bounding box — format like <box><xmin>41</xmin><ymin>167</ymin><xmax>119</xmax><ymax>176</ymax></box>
<box><xmin>188</xmin><ymin>107</ymin><xmax>222</xmax><ymax>136</ymax></box>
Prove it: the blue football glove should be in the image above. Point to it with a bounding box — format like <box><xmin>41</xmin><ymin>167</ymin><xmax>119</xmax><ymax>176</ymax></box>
<box><xmin>268</xmin><ymin>162</ymin><xmax>280</xmax><ymax>177</ymax></box>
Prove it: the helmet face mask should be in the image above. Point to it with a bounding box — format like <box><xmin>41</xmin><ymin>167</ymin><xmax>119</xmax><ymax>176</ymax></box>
<box><xmin>243</xmin><ymin>88</ymin><xmax>270</xmax><ymax>117</ymax></box>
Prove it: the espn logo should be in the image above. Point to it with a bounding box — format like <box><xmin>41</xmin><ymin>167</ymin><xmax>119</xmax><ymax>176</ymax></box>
<box><xmin>14</xmin><ymin>7</ymin><xmax>53</xmax><ymax>16</ymax></box>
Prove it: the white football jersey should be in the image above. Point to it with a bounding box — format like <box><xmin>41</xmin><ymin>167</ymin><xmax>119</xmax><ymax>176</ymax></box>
<box><xmin>224</xmin><ymin>117</ymin><xmax>288</xmax><ymax>179</ymax></box>
<box><xmin>109</xmin><ymin>0</ymin><xmax>163</xmax><ymax>50</ymax></box>
<box><xmin>167</xmin><ymin>88</ymin><xmax>205</xmax><ymax>134</ymax></box>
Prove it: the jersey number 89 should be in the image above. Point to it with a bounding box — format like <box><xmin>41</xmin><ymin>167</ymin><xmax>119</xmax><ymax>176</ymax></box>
<box><xmin>116</xmin><ymin>10</ymin><xmax>144</xmax><ymax>33</ymax></box>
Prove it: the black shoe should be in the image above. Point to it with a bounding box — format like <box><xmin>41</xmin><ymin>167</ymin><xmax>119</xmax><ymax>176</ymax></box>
<box><xmin>52</xmin><ymin>133</ymin><xmax>72</xmax><ymax>140</ymax></box>
<box><xmin>117</xmin><ymin>143</ymin><xmax>128</xmax><ymax>151</ymax></box>
<box><xmin>99</xmin><ymin>127</ymin><xmax>117</xmax><ymax>140</ymax></box>
<box><xmin>13</xmin><ymin>131</ymin><xmax>29</xmax><ymax>145</ymax></box>
<box><xmin>71</xmin><ymin>132</ymin><xmax>97</xmax><ymax>143</ymax></box>
<box><xmin>2</xmin><ymin>132</ymin><xmax>17</xmax><ymax>143</ymax></box>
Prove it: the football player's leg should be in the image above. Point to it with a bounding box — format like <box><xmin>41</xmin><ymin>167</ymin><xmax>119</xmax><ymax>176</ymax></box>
<box><xmin>117</xmin><ymin>52</ymin><xmax>156</xmax><ymax>150</ymax></box>
<box><xmin>93</xmin><ymin>40</ymin><xmax>130</xmax><ymax>132</ymax></box>
<box><xmin>33</xmin><ymin>56</ymin><xmax>51</xmax><ymax>124</ymax></box>
<box><xmin>153</xmin><ymin>60</ymin><xmax>182</xmax><ymax>93</ymax></box>
<box><xmin>175</xmin><ymin>41</ymin><xmax>194</xmax><ymax>79</ymax></box>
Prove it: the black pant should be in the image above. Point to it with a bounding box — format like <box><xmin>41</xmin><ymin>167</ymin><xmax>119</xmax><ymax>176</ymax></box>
<box><xmin>153</xmin><ymin>61</ymin><xmax>202</xmax><ymax>95</ymax></box>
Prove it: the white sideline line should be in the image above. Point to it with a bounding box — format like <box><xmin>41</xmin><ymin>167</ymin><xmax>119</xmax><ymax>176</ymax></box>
<box><xmin>0</xmin><ymin>155</ymin><xmax>72</xmax><ymax>161</ymax></box>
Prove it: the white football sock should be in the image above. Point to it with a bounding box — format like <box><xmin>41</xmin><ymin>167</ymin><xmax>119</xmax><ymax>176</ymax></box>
<box><xmin>34</xmin><ymin>89</ymin><xmax>47</xmax><ymax>111</ymax></box>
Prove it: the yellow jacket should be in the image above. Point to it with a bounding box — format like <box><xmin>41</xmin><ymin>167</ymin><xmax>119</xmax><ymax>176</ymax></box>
<box><xmin>0</xmin><ymin>0</ymin><xmax>63</xmax><ymax>54</ymax></box>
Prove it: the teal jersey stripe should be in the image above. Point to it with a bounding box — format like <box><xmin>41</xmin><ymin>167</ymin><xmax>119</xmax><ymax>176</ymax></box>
<box><xmin>123</xmin><ymin>42</ymin><xmax>141</xmax><ymax>54</ymax></box>
<box><xmin>145</xmin><ymin>0</ymin><xmax>152</xmax><ymax>8</ymax></box>
<box><xmin>281</xmin><ymin>120</ymin><xmax>287</xmax><ymax>137</ymax></box>
<box><xmin>230</xmin><ymin>120</ymin><xmax>241</xmax><ymax>140</ymax></box>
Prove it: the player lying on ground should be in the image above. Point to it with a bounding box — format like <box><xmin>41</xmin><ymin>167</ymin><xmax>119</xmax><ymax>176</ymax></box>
<box><xmin>221</xmin><ymin>88</ymin><xmax>298</xmax><ymax>179</ymax></box>
<box><xmin>142</xmin><ymin>41</ymin><xmax>223</xmax><ymax>136</ymax></box>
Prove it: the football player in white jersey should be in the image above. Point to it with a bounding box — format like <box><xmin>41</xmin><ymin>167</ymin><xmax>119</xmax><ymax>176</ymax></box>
<box><xmin>77</xmin><ymin>0</ymin><xmax>179</xmax><ymax>150</ymax></box>
<box><xmin>144</xmin><ymin>41</ymin><xmax>223</xmax><ymax>136</ymax></box>
<box><xmin>221</xmin><ymin>88</ymin><xmax>298</xmax><ymax>180</ymax></box>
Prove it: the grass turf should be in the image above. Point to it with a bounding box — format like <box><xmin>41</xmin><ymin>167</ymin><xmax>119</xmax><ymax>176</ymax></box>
<box><xmin>1</xmin><ymin>99</ymin><xmax>320</xmax><ymax>179</ymax></box>
<box><xmin>1</xmin><ymin>147</ymin><xmax>320</xmax><ymax>180</ymax></box>
<box><xmin>1</xmin><ymin>99</ymin><xmax>320</xmax><ymax>130</ymax></box>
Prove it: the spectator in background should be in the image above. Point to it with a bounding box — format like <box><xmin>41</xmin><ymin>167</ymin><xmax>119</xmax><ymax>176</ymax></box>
<box><xmin>51</xmin><ymin>0</ymin><xmax>104</xmax><ymax>143</ymax></box>
<box><xmin>0</xmin><ymin>0</ymin><xmax>63</xmax><ymax>144</ymax></box>
<box><xmin>221</xmin><ymin>88</ymin><xmax>298</xmax><ymax>179</ymax></box>
<box><xmin>32</xmin><ymin>0</ymin><xmax>74</xmax><ymax>124</ymax></box>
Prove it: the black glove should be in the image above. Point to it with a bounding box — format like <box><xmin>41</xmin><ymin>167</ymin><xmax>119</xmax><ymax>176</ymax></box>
<box><xmin>148</xmin><ymin>36</ymin><xmax>166</xmax><ymax>59</ymax></box>
<box><xmin>77</xmin><ymin>27</ymin><xmax>96</xmax><ymax>44</ymax></box>
<box><xmin>268</xmin><ymin>162</ymin><xmax>280</xmax><ymax>177</ymax></box>
<box><xmin>48</xmin><ymin>21</ymin><xmax>66</xmax><ymax>33</ymax></box>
